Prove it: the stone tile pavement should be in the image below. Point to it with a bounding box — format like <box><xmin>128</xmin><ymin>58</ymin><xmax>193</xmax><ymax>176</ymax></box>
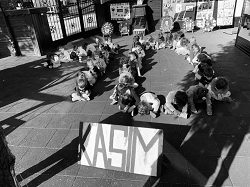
<box><xmin>1</xmin><ymin>29</ymin><xmax>250</xmax><ymax>187</ymax></box>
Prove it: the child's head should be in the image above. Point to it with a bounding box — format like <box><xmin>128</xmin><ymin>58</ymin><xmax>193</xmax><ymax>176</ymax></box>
<box><xmin>194</xmin><ymin>86</ymin><xmax>208</xmax><ymax>101</ymax></box>
<box><xmin>158</xmin><ymin>32</ymin><xmax>164</xmax><ymax>38</ymax></box>
<box><xmin>174</xmin><ymin>91</ymin><xmax>188</xmax><ymax>107</ymax></box>
<box><xmin>73</xmin><ymin>46</ymin><xmax>78</xmax><ymax>51</ymax></box>
<box><xmin>78</xmin><ymin>78</ymin><xmax>88</xmax><ymax>90</ymax></box>
<box><xmin>203</xmin><ymin>66</ymin><xmax>214</xmax><ymax>79</ymax></box>
<box><xmin>128</xmin><ymin>51</ymin><xmax>138</xmax><ymax>61</ymax></box>
<box><xmin>135</xmin><ymin>42</ymin><xmax>143</xmax><ymax>50</ymax></box>
<box><xmin>137</xmin><ymin>101</ymin><xmax>151</xmax><ymax>115</ymax></box>
<box><xmin>180</xmin><ymin>38</ymin><xmax>190</xmax><ymax>47</ymax></box>
<box><xmin>192</xmin><ymin>44</ymin><xmax>200</xmax><ymax>54</ymax></box>
<box><xmin>119</xmin><ymin>56</ymin><xmax>130</xmax><ymax>67</ymax></box>
<box><xmin>214</xmin><ymin>77</ymin><xmax>229</xmax><ymax>92</ymax></box>
<box><xmin>86</xmin><ymin>59</ymin><xmax>94</xmax><ymax>69</ymax></box>
<box><xmin>138</xmin><ymin>33</ymin><xmax>144</xmax><ymax>40</ymax></box>
<box><xmin>120</xmin><ymin>75</ymin><xmax>133</xmax><ymax>85</ymax></box>
<box><xmin>147</xmin><ymin>35</ymin><xmax>154</xmax><ymax>42</ymax></box>
<box><xmin>190</xmin><ymin>36</ymin><xmax>197</xmax><ymax>45</ymax></box>
<box><xmin>133</xmin><ymin>35</ymin><xmax>140</xmax><ymax>43</ymax></box>
<box><xmin>87</xmin><ymin>50</ymin><xmax>93</xmax><ymax>58</ymax></box>
<box><xmin>82</xmin><ymin>42</ymin><xmax>88</xmax><ymax>50</ymax></box>
<box><xmin>93</xmin><ymin>50</ymin><xmax>102</xmax><ymax>60</ymax></box>
<box><xmin>197</xmin><ymin>53</ymin><xmax>212</xmax><ymax>66</ymax></box>
<box><xmin>58</xmin><ymin>46</ymin><xmax>65</xmax><ymax>53</ymax></box>
<box><xmin>165</xmin><ymin>32</ymin><xmax>173</xmax><ymax>41</ymax></box>
<box><xmin>120</xmin><ymin>94</ymin><xmax>134</xmax><ymax>107</ymax></box>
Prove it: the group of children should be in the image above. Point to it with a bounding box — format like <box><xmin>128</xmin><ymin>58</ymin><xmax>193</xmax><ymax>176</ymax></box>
<box><xmin>53</xmin><ymin>30</ymin><xmax>233</xmax><ymax>119</ymax></box>
<box><xmin>106</xmin><ymin>31</ymin><xmax>233</xmax><ymax>118</ymax></box>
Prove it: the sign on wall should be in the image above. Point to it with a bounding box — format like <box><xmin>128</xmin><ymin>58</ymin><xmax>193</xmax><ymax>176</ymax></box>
<box><xmin>78</xmin><ymin>122</ymin><xmax>163</xmax><ymax>176</ymax></box>
<box><xmin>110</xmin><ymin>3</ymin><xmax>131</xmax><ymax>20</ymax></box>
<box><xmin>216</xmin><ymin>0</ymin><xmax>236</xmax><ymax>26</ymax></box>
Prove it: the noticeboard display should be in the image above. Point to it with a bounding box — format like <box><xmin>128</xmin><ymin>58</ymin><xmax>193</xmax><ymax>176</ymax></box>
<box><xmin>238</xmin><ymin>0</ymin><xmax>250</xmax><ymax>40</ymax></box>
<box><xmin>216</xmin><ymin>0</ymin><xmax>236</xmax><ymax>26</ymax></box>
<box><xmin>195</xmin><ymin>1</ymin><xmax>215</xmax><ymax>28</ymax></box>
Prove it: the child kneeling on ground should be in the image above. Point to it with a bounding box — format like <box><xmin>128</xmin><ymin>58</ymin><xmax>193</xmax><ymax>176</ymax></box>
<box><xmin>186</xmin><ymin>85</ymin><xmax>212</xmax><ymax>115</ymax></box>
<box><xmin>163</xmin><ymin>90</ymin><xmax>188</xmax><ymax>119</ymax></box>
<box><xmin>116</xmin><ymin>83</ymin><xmax>140</xmax><ymax>116</ymax></box>
<box><xmin>206</xmin><ymin>77</ymin><xmax>233</xmax><ymax>113</ymax></box>
<box><xmin>137</xmin><ymin>92</ymin><xmax>161</xmax><ymax>118</ymax></box>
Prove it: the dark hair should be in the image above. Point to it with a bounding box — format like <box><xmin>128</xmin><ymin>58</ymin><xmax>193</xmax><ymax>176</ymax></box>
<box><xmin>0</xmin><ymin>128</ymin><xmax>15</xmax><ymax>170</ymax></box>
<box><xmin>87</xmin><ymin>50</ymin><xmax>92</xmax><ymax>57</ymax></box>
<box><xmin>135</xmin><ymin>42</ymin><xmax>142</xmax><ymax>47</ymax></box>
<box><xmin>119</xmin><ymin>56</ymin><xmax>129</xmax><ymax>68</ymax></box>
<box><xmin>165</xmin><ymin>32</ymin><xmax>173</xmax><ymax>42</ymax></box>
<box><xmin>215</xmin><ymin>77</ymin><xmax>229</xmax><ymax>90</ymax></box>
<box><xmin>203</xmin><ymin>66</ymin><xmax>214</xmax><ymax>77</ymax></box>
<box><xmin>133</xmin><ymin>35</ymin><xmax>140</xmax><ymax>42</ymax></box>
<box><xmin>197</xmin><ymin>53</ymin><xmax>212</xmax><ymax>66</ymax></box>
<box><xmin>194</xmin><ymin>87</ymin><xmax>208</xmax><ymax>101</ymax></box>
<box><xmin>120</xmin><ymin>94</ymin><xmax>135</xmax><ymax>106</ymax></box>
<box><xmin>82</xmin><ymin>42</ymin><xmax>88</xmax><ymax>49</ymax></box>
<box><xmin>180</xmin><ymin>38</ymin><xmax>190</xmax><ymax>47</ymax></box>
<box><xmin>137</xmin><ymin>101</ymin><xmax>150</xmax><ymax>115</ymax></box>
<box><xmin>175</xmin><ymin>91</ymin><xmax>188</xmax><ymax>107</ymax></box>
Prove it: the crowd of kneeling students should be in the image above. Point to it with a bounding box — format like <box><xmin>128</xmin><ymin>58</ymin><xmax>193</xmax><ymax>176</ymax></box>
<box><xmin>57</xmin><ymin>31</ymin><xmax>233</xmax><ymax>119</ymax></box>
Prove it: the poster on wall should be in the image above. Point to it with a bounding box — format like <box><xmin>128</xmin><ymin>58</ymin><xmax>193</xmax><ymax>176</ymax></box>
<box><xmin>238</xmin><ymin>0</ymin><xmax>250</xmax><ymax>40</ymax></box>
<box><xmin>216</xmin><ymin>0</ymin><xmax>236</xmax><ymax>26</ymax></box>
<box><xmin>110</xmin><ymin>3</ymin><xmax>131</xmax><ymax>20</ymax></box>
<box><xmin>195</xmin><ymin>1</ymin><xmax>215</xmax><ymax>28</ymax></box>
<box><xmin>162</xmin><ymin>0</ymin><xmax>196</xmax><ymax>21</ymax></box>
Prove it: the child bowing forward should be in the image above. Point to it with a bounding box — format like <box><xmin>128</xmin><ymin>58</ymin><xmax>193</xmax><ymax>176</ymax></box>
<box><xmin>163</xmin><ymin>90</ymin><xmax>188</xmax><ymax>119</ymax></box>
<box><xmin>116</xmin><ymin>83</ymin><xmax>140</xmax><ymax>116</ymax></box>
<box><xmin>137</xmin><ymin>92</ymin><xmax>161</xmax><ymax>118</ymax></box>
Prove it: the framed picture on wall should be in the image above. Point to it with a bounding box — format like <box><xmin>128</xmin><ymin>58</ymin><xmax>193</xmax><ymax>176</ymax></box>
<box><xmin>185</xmin><ymin>5</ymin><xmax>194</xmax><ymax>11</ymax></box>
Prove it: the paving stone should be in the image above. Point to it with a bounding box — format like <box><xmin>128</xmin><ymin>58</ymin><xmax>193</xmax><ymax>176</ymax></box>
<box><xmin>72</xmin><ymin>177</ymin><xmax>112</xmax><ymax>187</ymax></box>
<box><xmin>179</xmin><ymin>132</ymin><xmax>221</xmax><ymax>157</ymax></box>
<box><xmin>9</xmin><ymin>146</ymin><xmax>29</xmax><ymax>165</ymax></box>
<box><xmin>19</xmin><ymin>128</ymin><xmax>56</xmax><ymax>147</ymax></box>
<box><xmin>15</xmin><ymin>148</ymin><xmax>56</xmax><ymax>173</ymax></box>
<box><xmin>222</xmin><ymin>156</ymin><xmax>250</xmax><ymax>187</ymax></box>
<box><xmin>100</xmin><ymin>113</ymin><xmax>133</xmax><ymax>126</ymax></box>
<box><xmin>6</xmin><ymin>127</ymin><xmax>33</xmax><ymax>146</ymax></box>
<box><xmin>77</xmin><ymin>165</ymin><xmax>114</xmax><ymax>179</ymax></box>
<box><xmin>151</xmin><ymin>114</ymin><xmax>179</xmax><ymax>125</ymax></box>
<box><xmin>46</xmin><ymin>129</ymin><xmax>70</xmax><ymax>148</ymax></box>
<box><xmin>81</xmin><ymin>101</ymin><xmax>106</xmax><ymax>115</ymax></box>
<box><xmin>46</xmin><ymin>113</ymin><xmax>77</xmax><ymax>129</ymax></box>
<box><xmin>71</xmin><ymin>114</ymin><xmax>102</xmax><ymax>129</ymax></box>
<box><xmin>18</xmin><ymin>173</ymin><xmax>76</xmax><ymax>187</ymax></box>
<box><xmin>59</xmin><ymin>129</ymin><xmax>79</xmax><ymax>150</ymax></box>
<box><xmin>23</xmin><ymin>113</ymin><xmax>55</xmax><ymax>128</ymax></box>
<box><xmin>111</xmin><ymin>179</ymin><xmax>150</xmax><ymax>187</ymax></box>
<box><xmin>69</xmin><ymin>101</ymin><xmax>86</xmax><ymax>114</ymax></box>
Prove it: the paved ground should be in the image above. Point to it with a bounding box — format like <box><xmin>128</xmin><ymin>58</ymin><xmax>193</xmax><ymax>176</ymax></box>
<box><xmin>1</xmin><ymin>29</ymin><xmax>250</xmax><ymax>187</ymax></box>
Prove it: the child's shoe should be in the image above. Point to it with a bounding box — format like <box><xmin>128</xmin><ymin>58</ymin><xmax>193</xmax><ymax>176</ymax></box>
<box><xmin>179</xmin><ymin>112</ymin><xmax>188</xmax><ymax>119</ymax></box>
<box><xmin>206</xmin><ymin>104</ymin><xmax>212</xmax><ymax>116</ymax></box>
<box><xmin>150</xmin><ymin>111</ymin><xmax>157</xmax><ymax>118</ymax></box>
<box><xmin>110</xmin><ymin>100</ymin><xmax>118</xmax><ymax>105</ymax></box>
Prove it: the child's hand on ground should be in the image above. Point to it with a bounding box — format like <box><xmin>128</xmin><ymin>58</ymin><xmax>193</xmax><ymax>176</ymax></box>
<box><xmin>174</xmin><ymin>110</ymin><xmax>181</xmax><ymax>116</ymax></box>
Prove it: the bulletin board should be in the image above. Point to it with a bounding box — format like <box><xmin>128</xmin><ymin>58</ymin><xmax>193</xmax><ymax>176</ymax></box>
<box><xmin>216</xmin><ymin>0</ymin><xmax>236</xmax><ymax>26</ymax></box>
<box><xmin>110</xmin><ymin>3</ymin><xmax>131</xmax><ymax>20</ymax></box>
<box><xmin>162</xmin><ymin>0</ymin><xmax>197</xmax><ymax>21</ymax></box>
<box><xmin>195</xmin><ymin>0</ymin><xmax>215</xmax><ymax>28</ymax></box>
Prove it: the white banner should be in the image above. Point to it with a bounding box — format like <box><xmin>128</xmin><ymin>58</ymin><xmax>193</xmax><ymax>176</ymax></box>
<box><xmin>78</xmin><ymin>122</ymin><xmax>163</xmax><ymax>176</ymax></box>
